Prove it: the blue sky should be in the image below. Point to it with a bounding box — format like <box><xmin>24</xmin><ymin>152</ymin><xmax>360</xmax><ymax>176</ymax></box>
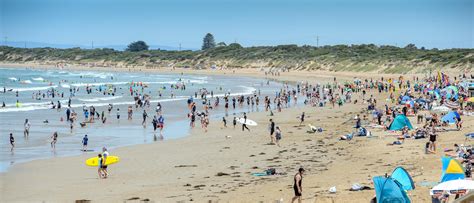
<box><xmin>1</xmin><ymin>0</ymin><xmax>472</xmax><ymax>49</ymax></box>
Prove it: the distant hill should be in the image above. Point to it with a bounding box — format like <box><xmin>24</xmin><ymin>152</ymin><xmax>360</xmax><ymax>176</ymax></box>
<box><xmin>0</xmin><ymin>44</ymin><xmax>472</xmax><ymax>73</ymax></box>
<box><xmin>3</xmin><ymin>41</ymin><xmax>195</xmax><ymax>51</ymax></box>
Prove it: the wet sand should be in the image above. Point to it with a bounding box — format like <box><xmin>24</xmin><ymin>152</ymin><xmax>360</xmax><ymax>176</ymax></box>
<box><xmin>1</xmin><ymin>63</ymin><xmax>473</xmax><ymax>202</ymax></box>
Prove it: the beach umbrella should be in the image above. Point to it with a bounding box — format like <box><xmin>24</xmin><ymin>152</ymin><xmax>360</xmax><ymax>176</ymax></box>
<box><xmin>432</xmin><ymin>106</ymin><xmax>450</xmax><ymax>113</ymax></box>
<box><xmin>416</xmin><ymin>98</ymin><xmax>427</xmax><ymax>104</ymax></box>
<box><xmin>445</xmin><ymin>86</ymin><xmax>458</xmax><ymax>94</ymax></box>
<box><xmin>401</xmin><ymin>96</ymin><xmax>411</xmax><ymax>102</ymax></box>
<box><xmin>443</xmin><ymin>101</ymin><xmax>460</xmax><ymax>109</ymax></box>
<box><xmin>430</xmin><ymin>179</ymin><xmax>474</xmax><ymax>195</ymax></box>
<box><xmin>467</xmin><ymin>97</ymin><xmax>474</xmax><ymax>103</ymax></box>
<box><xmin>440</xmin><ymin>156</ymin><xmax>465</xmax><ymax>183</ymax></box>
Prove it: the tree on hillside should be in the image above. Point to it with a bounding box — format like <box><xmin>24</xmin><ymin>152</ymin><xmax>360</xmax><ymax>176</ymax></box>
<box><xmin>201</xmin><ymin>33</ymin><xmax>216</xmax><ymax>50</ymax></box>
<box><xmin>228</xmin><ymin>43</ymin><xmax>242</xmax><ymax>49</ymax></box>
<box><xmin>217</xmin><ymin>42</ymin><xmax>227</xmax><ymax>47</ymax></box>
<box><xmin>404</xmin><ymin>43</ymin><xmax>417</xmax><ymax>50</ymax></box>
<box><xmin>126</xmin><ymin>41</ymin><xmax>149</xmax><ymax>52</ymax></box>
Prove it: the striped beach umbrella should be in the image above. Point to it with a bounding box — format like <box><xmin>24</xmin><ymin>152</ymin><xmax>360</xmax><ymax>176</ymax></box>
<box><xmin>444</xmin><ymin>101</ymin><xmax>460</xmax><ymax>109</ymax></box>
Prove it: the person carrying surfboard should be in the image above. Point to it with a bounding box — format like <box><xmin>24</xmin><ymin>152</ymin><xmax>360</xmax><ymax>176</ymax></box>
<box><xmin>101</xmin><ymin>147</ymin><xmax>109</xmax><ymax>178</ymax></box>
<box><xmin>242</xmin><ymin>113</ymin><xmax>250</xmax><ymax>132</ymax></box>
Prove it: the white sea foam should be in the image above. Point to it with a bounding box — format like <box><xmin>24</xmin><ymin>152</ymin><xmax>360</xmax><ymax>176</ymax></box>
<box><xmin>78</xmin><ymin>96</ymin><xmax>123</xmax><ymax>102</ymax></box>
<box><xmin>32</xmin><ymin>77</ymin><xmax>45</xmax><ymax>81</ymax></box>
<box><xmin>61</xmin><ymin>84</ymin><xmax>71</xmax><ymax>88</ymax></box>
<box><xmin>0</xmin><ymin>85</ymin><xmax>255</xmax><ymax>113</ymax></box>
<box><xmin>70</xmin><ymin>82</ymin><xmax>128</xmax><ymax>87</ymax></box>
<box><xmin>6</xmin><ymin>85</ymin><xmax>58</xmax><ymax>92</ymax></box>
<box><xmin>8</xmin><ymin>77</ymin><xmax>18</xmax><ymax>81</ymax></box>
<box><xmin>21</xmin><ymin>80</ymin><xmax>32</xmax><ymax>84</ymax></box>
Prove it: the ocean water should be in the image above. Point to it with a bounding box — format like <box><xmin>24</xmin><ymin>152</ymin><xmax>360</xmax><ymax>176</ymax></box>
<box><xmin>0</xmin><ymin>67</ymin><xmax>287</xmax><ymax>172</ymax></box>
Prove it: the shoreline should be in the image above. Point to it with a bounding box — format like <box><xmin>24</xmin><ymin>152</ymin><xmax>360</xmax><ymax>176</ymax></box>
<box><xmin>1</xmin><ymin>63</ymin><xmax>473</xmax><ymax>202</ymax></box>
<box><xmin>0</xmin><ymin>66</ymin><xmax>277</xmax><ymax>173</ymax></box>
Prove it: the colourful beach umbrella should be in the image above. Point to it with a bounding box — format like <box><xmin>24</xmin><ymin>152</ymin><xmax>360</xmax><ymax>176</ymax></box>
<box><xmin>444</xmin><ymin>101</ymin><xmax>460</xmax><ymax>109</ymax></box>
<box><xmin>440</xmin><ymin>156</ymin><xmax>465</xmax><ymax>182</ymax></box>
<box><xmin>467</xmin><ymin>97</ymin><xmax>474</xmax><ymax>103</ymax></box>
<box><xmin>430</xmin><ymin>179</ymin><xmax>474</xmax><ymax>195</ymax></box>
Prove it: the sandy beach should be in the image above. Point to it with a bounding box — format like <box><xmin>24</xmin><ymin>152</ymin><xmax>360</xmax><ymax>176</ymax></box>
<box><xmin>0</xmin><ymin>64</ymin><xmax>472</xmax><ymax>202</ymax></box>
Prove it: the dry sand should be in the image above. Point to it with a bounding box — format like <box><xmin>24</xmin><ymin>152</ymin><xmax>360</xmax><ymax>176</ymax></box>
<box><xmin>0</xmin><ymin>63</ymin><xmax>472</xmax><ymax>202</ymax></box>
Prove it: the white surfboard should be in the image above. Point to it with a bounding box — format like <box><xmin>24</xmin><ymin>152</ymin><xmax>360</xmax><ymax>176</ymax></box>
<box><xmin>237</xmin><ymin>117</ymin><xmax>258</xmax><ymax>126</ymax></box>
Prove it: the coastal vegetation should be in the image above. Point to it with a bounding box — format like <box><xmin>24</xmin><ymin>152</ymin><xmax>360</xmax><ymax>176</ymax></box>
<box><xmin>0</xmin><ymin>42</ymin><xmax>472</xmax><ymax>73</ymax></box>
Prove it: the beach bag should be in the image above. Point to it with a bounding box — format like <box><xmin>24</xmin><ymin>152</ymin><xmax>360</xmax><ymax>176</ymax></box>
<box><xmin>265</xmin><ymin>168</ymin><xmax>276</xmax><ymax>175</ymax></box>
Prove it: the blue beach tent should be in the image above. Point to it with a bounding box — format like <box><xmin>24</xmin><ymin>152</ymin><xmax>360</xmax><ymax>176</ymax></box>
<box><xmin>441</xmin><ymin>111</ymin><xmax>460</xmax><ymax>124</ymax></box>
<box><xmin>373</xmin><ymin>176</ymin><xmax>411</xmax><ymax>203</ymax></box>
<box><xmin>388</xmin><ymin>115</ymin><xmax>413</xmax><ymax>131</ymax></box>
<box><xmin>391</xmin><ymin>167</ymin><xmax>415</xmax><ymax>191</ymax></box>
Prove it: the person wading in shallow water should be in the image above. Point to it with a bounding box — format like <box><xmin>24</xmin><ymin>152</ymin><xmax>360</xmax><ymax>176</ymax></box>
<box><xmin>291</xmin><ymin>167</ymin><xmax>305</xmax><ymax>203</ymax></box>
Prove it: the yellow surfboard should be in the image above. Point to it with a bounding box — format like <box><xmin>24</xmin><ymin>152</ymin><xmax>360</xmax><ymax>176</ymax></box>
<box><xmin>85</xmin><ymin>156</ymin><xmax>120</xmax><ymax>166</ymax></box>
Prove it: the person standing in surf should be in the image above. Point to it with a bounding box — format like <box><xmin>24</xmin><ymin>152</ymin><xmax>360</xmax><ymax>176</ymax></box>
<box><xmin>24</xmin><ymin>119</ymin><xmax>31</xmax><ymax>137</ymax></box>
<box><xmin>9</xmin><ymin>133</ymin><xmax>14</xmax><ymax>152</ymax></box>
<box><xmin>152</xmin><ymin>116</ymin><xmax>158</xmax><ymax>132</ymax></box>
<box><xmin>158</xmin><ymin>115</ymin><xmax>165</xmax><ymax>136</ymax></box>
<box><xmin>82</xmin><ymin>134</ymin><xmax>88</xmax><ymax>151</ymax></box>
<box><xmin>142</xmin><ymin>110</ymin><xmax>148</xmax><ymax>127</ymax></box>
<box><xmin>50</xmin><ymin>132</ymin><xmax>58</xmax><ymax>149</ymax></box>
<box><xmin>116</xmin><ymin>108</ymin><xmax>120</xmax><ymax>120</ymax></box>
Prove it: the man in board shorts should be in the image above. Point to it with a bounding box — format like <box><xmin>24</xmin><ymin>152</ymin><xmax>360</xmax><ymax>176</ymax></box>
<box><xmin>292</xmin><ymin>168</ymin><xmax>305</xmax><ymax>203</ymax></box>
<box><xmin>101</xmin><ymin>147</ymin><xmax>109</xmax><ymax>178</ymax></box>
<box><xmin>158</xmin><ymin>115</ymin><xmax>165</xmax><ymax>135</ymax></box>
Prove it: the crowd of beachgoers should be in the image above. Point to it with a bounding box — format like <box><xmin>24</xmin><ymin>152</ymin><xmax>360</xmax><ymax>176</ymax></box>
<box><xmin>2</xmin><ymin>67</ymin><xmax>473</xmax><ymax>202</ymax></box>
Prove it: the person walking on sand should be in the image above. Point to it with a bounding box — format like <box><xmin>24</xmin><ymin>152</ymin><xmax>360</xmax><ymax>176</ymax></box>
<box><xmin>242</xmin><ymin>113</ymin><xmax>250</xmax><ymax>132</ymax></box>
<box><xmin>222</xmin><ymin>117</ymin><xmax>227</xmax><ymax>127</ymax></box>
<box><xmin>10</xmin><ymin>133</ymin><xmax>14</xmax><ymax>151</ymax></box>
<box><xmin>51</xmin><ymin>132</ymin><xmax>58</xmax><ymax>149</ymax></box>
<box><xmin>233</xmin><ymin>117</ymin><xmax>237</xmax><ymax>129</ymax></box>
<box><xmin>97</xmin><ymin>154</ymin><xmax>104</xmax><ymax>179</ymax></box>
<box><xmin>275</xmin><ymin>126</ymin><xmax>282</xmax><ymax>147</ymax></box>
<box><xmin>291</xmin><ymin>168</ymin><xmax>305</xmax><ymax>203</ymax></box>
<box><xmin>299</xmin><ymin>112</ymin><xmax>305</xmax><ymax>126</ymax></box>
<box><xmin>24</xmin><ymin>119</ymin><xmax>31</xmax><ymax>137</ymax></box>
<box><xmin>269</xmin><ymin>119</ymin><xmax>275</xmax><ymax>144</ymax></box>
<box><xmin>101</xmin><ymin>147</ymin><xmax>109</xmax><ymax>178</ymax></box>
<box><xmin>82</xmin><ymin>134</ymin><xmax>88</xmax><ymax>151</ymax></box>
